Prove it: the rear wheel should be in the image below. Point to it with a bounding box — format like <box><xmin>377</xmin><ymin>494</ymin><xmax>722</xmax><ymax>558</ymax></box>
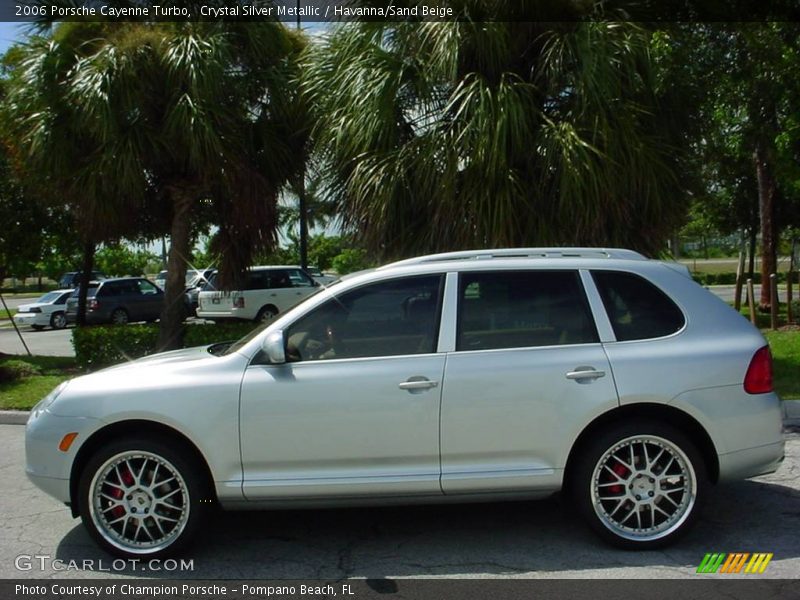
<box><xmin>110</xmin><ymin>308</ymin><xmax>129</xmax><ymax>325</ymax></box>
<box><xmin>571</xmin><ymin>420</ymin><xmax>707</xmax><ymax>549</ymax></box>
<box><xmin>50</xmin><ymin>311</ymin><xmax>67</xmax><ymax>329</ymax></box>
<box><xmin>255</xmin><ymin>306</ymin><xmax>278</xmax><ymax>323</ymax></box>
<box><xmin>77</xmin><ymin>437</ymin><xmax>211</xmax><ymax>558</ymax></box>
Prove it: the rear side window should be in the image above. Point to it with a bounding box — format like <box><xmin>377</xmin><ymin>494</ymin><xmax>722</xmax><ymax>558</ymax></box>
<box><xmin>457</xmin><ymin>271</ymin><xmax>598</xmax><ymax>351</ymax></box>
<box><xmin>592</xmin><ymin>271</ymin><xmax>685</xmax><ymax>341</ymax></box>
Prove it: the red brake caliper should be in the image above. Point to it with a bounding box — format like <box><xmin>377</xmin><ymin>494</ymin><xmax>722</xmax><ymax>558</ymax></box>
<box><xmin>109</xmin><ymin>465</ymin><xmax>135</xmax><ymax>519</ymax></box>
<box><xmin>608</xmin><ymin>462</ymin><xmax>629</xmax><ymax>495</ymax></box>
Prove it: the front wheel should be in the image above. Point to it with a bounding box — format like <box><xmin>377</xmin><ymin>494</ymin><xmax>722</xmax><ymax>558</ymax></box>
<box><xmin>110</xmin><ymin>308</ymin><xmax>129</xmax><ymax>325</ymax></box>
<box><xmin>570</xmin><ymin>420</ymin><xmax>708</xmax><ymax>549</ymax></box>
<box><xmin>77</xmin><ymin>437</ymin><xmax>211</xmax><ymax>558</ymax></box>
<box><xmin>50</xmin><ymin>311</ymin><xmax>67</xmax><ymax>329</ymax></box>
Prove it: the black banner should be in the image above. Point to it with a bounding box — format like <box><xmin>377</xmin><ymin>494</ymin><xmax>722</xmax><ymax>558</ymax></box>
<box><xmin>4</xmin><ymin>579</ymin><xmax>800</xmax><ymax>600</ymax></box>
<box><xmin>2</xmin><ymin>0</ymin><xmax>800</xmax><ymax>23</ymax></box>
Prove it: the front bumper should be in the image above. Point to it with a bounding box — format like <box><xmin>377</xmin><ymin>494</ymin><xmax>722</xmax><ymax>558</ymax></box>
<box><xmin>26</xmin><ymin>408</ymin><xmax>100</xmax><ymax>505</ymax></box>
<box><xmin>13</xmin><ymin>313</ymin><xmax>48</xmax><ymax>327</ymax></box>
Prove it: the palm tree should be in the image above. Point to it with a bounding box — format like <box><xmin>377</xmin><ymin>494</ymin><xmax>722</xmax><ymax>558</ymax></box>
<box><xmin>6</xmin><ymin>21</ymin><xmax>305</xmax><ymax>349</ymax></box>
<box><xmin>304</xmin><ymin>15</ymin><xmax>691</xmax><ymax>258</ymax></box>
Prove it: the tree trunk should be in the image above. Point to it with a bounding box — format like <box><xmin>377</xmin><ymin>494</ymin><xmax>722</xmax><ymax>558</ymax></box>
<box><xmin>297</xmin><ymin>172</ymin><xmax>309</xmax><ymax>270</ymax></box>
<box><xmin>754</xmin><ymin>143</ymin><xmax>778</xmax><ymax>310</ymax></box>
<box><xmin>76</xmin><ymin>241</ymin><xmax>95</xmax><ymax>327</ymax></box>
<box><xmin>748</xmin><ymin>226</ymin><xmax>757</xmax><ymax>281</ymax></box>
<box><xmin>157</xmin><ymin>187</ymin><xmax>194</xmax><ymax>351</ymax></box>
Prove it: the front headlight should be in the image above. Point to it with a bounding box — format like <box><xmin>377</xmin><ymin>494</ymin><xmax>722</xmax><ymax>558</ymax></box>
<box><xmin>29</xmin><ymin>381</ymin><xmax>69</xmax><ymax>420</ymax></box>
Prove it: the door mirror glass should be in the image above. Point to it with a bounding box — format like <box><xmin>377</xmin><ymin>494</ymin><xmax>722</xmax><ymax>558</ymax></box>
<box><xmin>261</xmin><ymin>329</ymin><xmax>286</xmax><ymax>364</ymax></box>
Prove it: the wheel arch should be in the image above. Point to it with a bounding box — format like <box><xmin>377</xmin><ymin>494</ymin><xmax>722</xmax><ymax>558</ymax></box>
<box><xmin>256</xmin><ymin>304</ymin><xmax>279</xmax><ymax>320</ymax></box>
<box><xmin>69</xmin><ymin>419</ymin><xmax>216</xmax><ymax>518</ymax></box>
<box><xmin>564</xmin><ymin>403</ymin><xmax>720</xmax><ymax>487</ymax></box>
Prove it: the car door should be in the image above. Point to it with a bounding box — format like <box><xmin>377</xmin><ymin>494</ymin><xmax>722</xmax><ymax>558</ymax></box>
<box><xmin>136</xmin><ymin>279</ymin><xmax>164</xmax><ymax>320</ymax></box>
<box><xmin>440</xmin><ymin>269</ymin><xmax>619</xmax><ymax>494</ymax></box>
<box><xmin>239</xmin><ymin>274</ymin><xmax>446</xmax><ymax>499</ymax></box>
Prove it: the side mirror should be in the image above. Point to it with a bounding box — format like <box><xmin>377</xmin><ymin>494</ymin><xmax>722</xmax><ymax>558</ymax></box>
<box><xmin>261</xmin><ymin>329</ymin><xmax>286</xmax><ymax>364</ymax></box>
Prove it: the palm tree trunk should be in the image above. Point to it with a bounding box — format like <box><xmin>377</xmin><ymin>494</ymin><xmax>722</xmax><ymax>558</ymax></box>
<box><xmin>76</xmin><ymin>241</ymin><xmax>95</xmax><ymax>327</ymax></box>
<box><xmin>754</xmin><ymin>143</ymin><xmax>778</xmax><ymax>310</ymax></box>
<box><xmin>157</xmin><ymin>187</ymin><xmax>193</xmax><ymax>351</ymax></box>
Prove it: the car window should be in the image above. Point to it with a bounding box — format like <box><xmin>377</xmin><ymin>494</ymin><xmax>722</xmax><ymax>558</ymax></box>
<box><xmin>288</xmin><ymin>269</ymin><xmax>316</xmax><ymax>287</ymax></box>
<box><xmin>57</xmin><ymin>292</ymin><xmax>72</xmax><ymax>304</ymax></box>
<box><xmin>285</xmin><ymin>275</ymin><xmax>443</xmax><ymax>361</ymax></box>
<box><xmin>456</xmin><ymin>271</ymin><xmax>598</xmax><ymax>351</ymax></box>
<box><xmin>267</xmin><ymin>270</ymin><xmax>292</xmax><ymax>289</ymax></box>
<box><xmin>37</xmin><ymin>292</ymin><xmax>62</xmax><ymax>304</ymax></box>
<box><xmin>72</xmin><ymin>286</ymin><xmax>99</xmax><ymax>298</ymax></box>
<box><xmin>592</xmin><ymin>270</ymin><xmax>685</xmax><ymax>341</ymax></box>
<box><xmin>138</xmin><ymin>280</ymin><xmax>159</xmax><ymax>295</ymax></box>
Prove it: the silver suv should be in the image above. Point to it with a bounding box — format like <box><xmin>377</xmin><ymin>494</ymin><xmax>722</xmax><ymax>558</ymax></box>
<box><xmin>25</xmin><ymin>248</ymin><xmax>784</xmax><ymax>557</ymax></box>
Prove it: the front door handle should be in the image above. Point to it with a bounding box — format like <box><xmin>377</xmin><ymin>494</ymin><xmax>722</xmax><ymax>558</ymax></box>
<box><xmin>565</xmin><ymin>367</ymin><xmax>606</xmax><ymax>381</ymax></box>
<box><xmin>398</xmin><ymin>378</ymin><xmax>439</xmax><ymax>392</ymax></box>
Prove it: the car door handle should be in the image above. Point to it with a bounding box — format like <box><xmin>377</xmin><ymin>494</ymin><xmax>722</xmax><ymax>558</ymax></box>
<box><xmin>398</xmin><ymin>378</ymin><xmax>439</xmax><ymax>391</ymax></box>
<box><xmin>565</xmin><ymin>368</ymin><xmax>606</xmax><ymax>381</ymax></box>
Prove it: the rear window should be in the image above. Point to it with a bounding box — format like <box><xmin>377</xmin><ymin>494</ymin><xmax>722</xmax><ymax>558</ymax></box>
<box><xmin>71</xmin><ymin>286</ymin><xmax>99</xmax><ymax>298</ymax></box>
<box><xmin>592</xmin><ymin>270</ymin><xmax>685</xmax><ymax>341</ymax></box>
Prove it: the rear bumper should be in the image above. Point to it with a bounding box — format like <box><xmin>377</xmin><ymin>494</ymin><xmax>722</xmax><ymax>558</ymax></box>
<box><xmin>718</xmin><ymin>439</ymin><xmax>785</xmax><ymax>482</ymax></box>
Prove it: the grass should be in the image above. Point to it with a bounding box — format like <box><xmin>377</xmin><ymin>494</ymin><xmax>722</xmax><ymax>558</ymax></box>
<box><xmin>0</xmin><ymin>308</ymin><xmax>17</xmax><ymax>319</ymax></box>
<box><xmin>764</xmin><ymin>330</ymin><xmax>800</xmax><ymax>400</ymax></box>
<box><xmin>0</xmin><ymin>355</ymin><xmax>78</xmax><ymax>410</ymax></box>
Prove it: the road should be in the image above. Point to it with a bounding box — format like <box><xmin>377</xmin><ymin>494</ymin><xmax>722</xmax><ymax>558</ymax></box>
<box><xmin>1</xmin><ymin>423</ymin><xmax>798</xmax><ymax>580</ymax></box>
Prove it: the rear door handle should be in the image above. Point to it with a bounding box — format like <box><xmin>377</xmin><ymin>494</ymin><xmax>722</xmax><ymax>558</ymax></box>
<box><xmin>565</xmin><ymin>368</ymin><xmax>606</xmax><ymax>381</ymax></box>
<box><xmin>398</xmin><ymin>378</ymin><xmax>439</xmax><ymax>391</ymax></box>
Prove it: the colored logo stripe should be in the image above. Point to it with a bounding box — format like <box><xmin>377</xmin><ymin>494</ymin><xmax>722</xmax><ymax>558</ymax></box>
<box><xmin>697</xmin><ymin>553</ymin><xmax>773</xmax><ymax>574</ymax></box>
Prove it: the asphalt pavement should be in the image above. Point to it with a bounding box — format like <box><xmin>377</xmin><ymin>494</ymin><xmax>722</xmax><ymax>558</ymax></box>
<box><xmin>1</xmin><ymin>423</ymin><xmax>798</xmax><ymax>580</ymax></box>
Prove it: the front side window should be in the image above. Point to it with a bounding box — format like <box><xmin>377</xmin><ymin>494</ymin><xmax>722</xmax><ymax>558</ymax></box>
<box><xmin>457</xmin><ymin>270</ymin><xmax>598</xmax><ymax>351</ymax></box>
<box><xmin>592</xmin><ymin>270</ymin><xmax>685</xmax><ymax>341</ymax></box>
<box><xmin>285</xmin><ymin>275</ymin><xmax>443</xmax><ymax>361</ymax></box>
<box><xmin>288</xmin><ymin>269</ymin><xmax>316</xmax><ymax>287</ymax></box>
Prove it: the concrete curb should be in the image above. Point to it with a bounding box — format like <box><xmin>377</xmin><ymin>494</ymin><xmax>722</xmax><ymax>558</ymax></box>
<box><xmin>0</xmin><ymin>410</ymin><xmax>29</xmax><ymax>425</ymax></box>
<box><xmin>2</xmin><ymin>403</ymin><xmax>800</xmax><ymax>427</ymax></box>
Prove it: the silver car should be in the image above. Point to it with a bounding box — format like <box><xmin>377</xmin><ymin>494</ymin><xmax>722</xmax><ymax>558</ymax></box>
<box><xmin>25</xmin><ymin>248</ymin><xmax>784</xmax><ymax>558</ymax></box>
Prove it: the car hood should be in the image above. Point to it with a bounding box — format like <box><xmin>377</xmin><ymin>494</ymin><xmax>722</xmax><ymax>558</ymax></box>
<box><xmin>48</xmin><ymin>345</ymin><xmax>248</xmax><ymax>418</ymax></box>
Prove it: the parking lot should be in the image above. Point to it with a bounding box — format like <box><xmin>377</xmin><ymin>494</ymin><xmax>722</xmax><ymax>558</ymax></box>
<box><xmin>2</xmin><ymin>423</ymin><xmax>799</xmax><ymax>580</ymax></box>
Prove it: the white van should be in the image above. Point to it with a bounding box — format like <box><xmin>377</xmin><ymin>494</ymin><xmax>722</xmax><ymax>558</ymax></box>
<box><xmin>197</xmin><ymin>266</ymin><xmax>319</xmax><ymax>322</ymax></box>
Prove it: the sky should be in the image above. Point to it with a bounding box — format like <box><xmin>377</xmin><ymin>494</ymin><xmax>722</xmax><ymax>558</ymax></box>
<box><xmin>0</xmin><ymin>22</ymin><xmax>25</xmax><ymax>54</ymax></box>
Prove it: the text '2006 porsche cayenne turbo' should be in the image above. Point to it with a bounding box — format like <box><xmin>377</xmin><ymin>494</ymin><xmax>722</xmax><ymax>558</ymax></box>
<box><xmin>26</xmin><ymin>248</ymin><xmax>784</xmax><ymax>557</ymax></box>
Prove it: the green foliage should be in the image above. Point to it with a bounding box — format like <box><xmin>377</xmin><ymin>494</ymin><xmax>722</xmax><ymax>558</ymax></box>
<box><xmin>305</xmin><ymin>18</ymin><xmax>691</xmax><ymax>258</ymax></box>
<box><xmin>0</xmin><ymin>359</ymin><xmax>42</xmax><ymax>383</ymax></box>
<box><xmin>331</xmin><ymin>249</ymin><xmax>374</xmax><ymax>275</ymax></box>
<box><xmin>95</xmin><ymin>245</ymin><xmax>158</xmax><ymax>277</ymax></box>
<box><xmin>72</xmin><ymin>322</ymin><xmax>259</xmax><ymax>369</ymax></box>
<box><xmin>764</xmin><ymin>330</ymin><xmax>800</xmax><ymax>399</ymax></box>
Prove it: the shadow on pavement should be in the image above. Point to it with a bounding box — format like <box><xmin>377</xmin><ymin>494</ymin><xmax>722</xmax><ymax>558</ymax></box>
<box><xmin>54</xmin><ymin>478</ymin><xmax>800</xmax><ymax>579</ymax></box>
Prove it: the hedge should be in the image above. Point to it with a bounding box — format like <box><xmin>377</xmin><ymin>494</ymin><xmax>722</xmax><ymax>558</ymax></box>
<box><xmin>72</xmin><ymin>322</ymin><xmax>259</xmax><ymax>370</ymax></box>
<box><xmin>692</xmin><ymin>272</ymin><xmax>800</xmax><ymax>286</ymax></box>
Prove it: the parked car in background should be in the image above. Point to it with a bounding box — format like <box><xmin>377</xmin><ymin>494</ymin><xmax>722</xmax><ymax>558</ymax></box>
<box><xmin>305</xmin><ymin>266</ymin><xmax>338</xmax><ymax>286</ymax></box>
<box><xmin>58</xmin><ymin>271</ymin><xmax>106</xmax><ymax>289</ymax></box>
<box><xmin>197</xmin><ymin>266</ymin><xmax>318</xmax><ymax>322</ymax></box>
<box><xmin>154</xmin><ymin>270</ymin><xmax>167</xmax><ymax>290</ymax></box>
<box><xmin>25</xmin><ymin>248</ymin><xmax>784</xmax><ymax>558</ymax></box>
<box><xmin>65</xmin><ymin>277</ymin><xmax>164</xmax><ymax>325</ymax></box>
<box><xmin>184</xmin><ymin>269</ymin><xmax>216</xmax><ymax>316</ymax></box>
<box><xmin>12</xmin><ymin>289</ymin><xmax>74</xmax><ymax>330</ymax></box>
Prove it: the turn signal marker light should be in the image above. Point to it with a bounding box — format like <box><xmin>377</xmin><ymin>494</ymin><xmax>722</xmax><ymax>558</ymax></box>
<box><xmin>58</xmin><ymin>432</ymin><xmax>78</xmax><ymax>452</ymax></box>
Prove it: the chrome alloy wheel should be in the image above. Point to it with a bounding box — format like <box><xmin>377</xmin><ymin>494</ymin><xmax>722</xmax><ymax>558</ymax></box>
<box><xmin>88</xmin><ymin>451</ymin><xmax>190</xmax><ymax>554</ymax></box>
<box><xmin>590</xmin><ymin>435</ymin><xmax>697</xmax><ymax>542</ymax></box>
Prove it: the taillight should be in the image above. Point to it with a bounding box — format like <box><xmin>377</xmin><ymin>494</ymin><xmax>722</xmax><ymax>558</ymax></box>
<box><xmin>88</xmin><ymin>299</ymin><xmax>99</xmax><ymax>311</ymax></box>
<box><xmin>744</xmin><ymin>346</ymin><xmax>773</xmax><ymax>394</ymax></box>
<box><xmin>233</xmin><ymin>297</ymin><xmax>245</xmax><ymax>309</ymax></box>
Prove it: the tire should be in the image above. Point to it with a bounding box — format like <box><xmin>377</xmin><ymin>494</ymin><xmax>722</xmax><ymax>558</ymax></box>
<box><xmin>570</xmin><ymin>419</ymin><xmax>708</xmax><ymax>550</ymax></box>
<box><xmin>77</xmin><ymin>437</ymin><xmax>212</xmax><ymax>559</ymax></box>
<box><xmin>110</xmin><ymin>308</ymin><xmax>129</xmax><ymax>325</ymax></box>
<box><xmin>50</xmin><ymin>311</ymin><xmax>67</xmax><ymax>330</ymax></box>
<box><xmin>255</xmin><ymin>306</ymin><xmax>278</xmax><ymax>323</ymax></box>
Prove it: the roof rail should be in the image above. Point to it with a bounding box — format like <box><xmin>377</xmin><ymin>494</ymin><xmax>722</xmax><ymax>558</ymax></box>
<box><xmin>380</xmin><ymin>248</ymin><xmax>647</xmax><ymax>269</ymax></box>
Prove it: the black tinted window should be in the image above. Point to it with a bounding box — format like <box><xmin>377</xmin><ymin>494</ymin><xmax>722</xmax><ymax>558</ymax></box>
<box><xmin>457</xmin><ymin>271</ymin><xmax>598</xmax><ymax>351</ymax></box>
<box><xmin>592</xmin><ymin>271</ymin><xmax>685</xmax><ymax>341</ymax></box>
<box><xmin>286</xmin><ymin>275</ymin><xmax>443</xmax><ymax>361</ymax></box>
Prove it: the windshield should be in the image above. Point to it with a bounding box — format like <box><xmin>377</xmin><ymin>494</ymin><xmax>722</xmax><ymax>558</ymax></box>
<box><xmin>36</xmin><ymin>292</ymin><xmax>62</xmax><ymax>304</ymax></box>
